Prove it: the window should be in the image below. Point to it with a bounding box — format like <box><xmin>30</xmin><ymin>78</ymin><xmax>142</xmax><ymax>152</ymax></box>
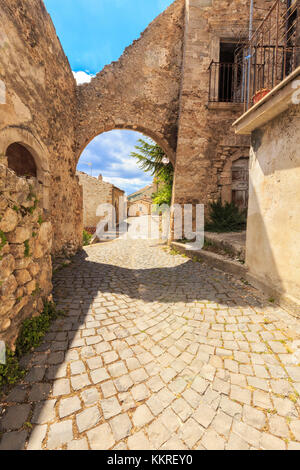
<box><xmin>6</xmin><ymin>143</ymin><xmax>37</xmax><ymax>177</ymax></box>
<box><xmin>285</xmin><ymin>0</ymin><xmax>298</xmax><ymax>76</ymax></box>
<box><xmin>209</xmin><ymin>40</ymin><xmax>245</xmax><ymax>103</ymax></box>
<box><xmin>218</xmin><ymin>41</ymin><xmax>244</xmax><ymax>102</ymax></box>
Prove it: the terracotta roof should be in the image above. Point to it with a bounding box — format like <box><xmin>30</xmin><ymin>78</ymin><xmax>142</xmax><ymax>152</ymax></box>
<box><xmin>127</xmin><ymin>184</ymin><xmax>154</xmax><ymax>200</ymax></box>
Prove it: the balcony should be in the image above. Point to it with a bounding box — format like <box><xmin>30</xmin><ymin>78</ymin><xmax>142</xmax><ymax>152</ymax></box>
<box><xmin>242</xmin><ymin>0</ymin><xmax>299</xmax><ymax>110</ymax></box>
<box><xmin>208</xmin><ymin>62</ymin><xmax>244</xmax><ymax>104</ymax></box>
<box><xmin>209</xmin><ymin>1</ymin><xmax>299</xmax><ymax>111</ymax></box>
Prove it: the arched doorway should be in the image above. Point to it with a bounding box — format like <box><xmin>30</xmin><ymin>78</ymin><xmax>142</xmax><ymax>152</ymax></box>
<box><xmin>76</xmin><ymin>129</ymin><xmax>173</xmax><ymax>237</ymax></box>
<box><xmin>0</xmin><ymin>127</ymin><xmax>50</xmax><ymax>211</ymax></box>
<box><xmin>6</xmin><ymin>143</ymin><xmax>37</xmax><ymax>178</ymax></box>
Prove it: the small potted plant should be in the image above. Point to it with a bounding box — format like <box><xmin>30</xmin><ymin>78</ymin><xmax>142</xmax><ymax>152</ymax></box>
<box><xmin>253</xmin><ymin>88</ymin><xmax>270</xmax><ymax>104</ymax></box>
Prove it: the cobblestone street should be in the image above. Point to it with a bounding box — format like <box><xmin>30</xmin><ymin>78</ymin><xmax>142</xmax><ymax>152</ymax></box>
<box><xmin>1</xmin><ymin>239</ymin><xmax>300</xmax><ymax>450</ymax></box>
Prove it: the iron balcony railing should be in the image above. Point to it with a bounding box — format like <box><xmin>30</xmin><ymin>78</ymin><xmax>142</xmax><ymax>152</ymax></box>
<box><xmin>208</xmin><ymin>1</ymin><xmax>299</xmax><ymax>110</ymax></box>
<box><xmin>242</xmin><ymin>0</ymin><xmax>299</xmax><ymax>110</ymax></box>
<box><xmin>208</xmin><ymin>62</ymin><xmax>244</xmax><ymax>103</ymax></box>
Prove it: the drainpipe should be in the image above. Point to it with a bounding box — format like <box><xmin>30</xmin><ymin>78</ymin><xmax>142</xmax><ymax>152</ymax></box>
<box><xmin>249</xmin><ymin>0</ymin><xmax>254</xmax><ymax>39</ymax></box>
<box><xmin>296</xmin><ymin>0</ymin><xmax>300</xmax><ymax>67</ymax></box>
<box><xmin>247</xmin><ymin>0</ymin><xmax>254</xmax><ymax>107</ymax></box>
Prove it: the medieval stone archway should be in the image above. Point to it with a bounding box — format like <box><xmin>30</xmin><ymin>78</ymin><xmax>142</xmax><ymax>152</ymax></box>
<box><xmin>76</xmin><ymin>127</ymin><xmax>175</xmax><ymax>235</ymax></box>
<box><xmin>76</xmin><ymin>125</ymin><xmax>176</xmax><ymax>170</ymax></box>
<box><xmin>74</xmin><ymin>0</ymin><xmax>185</xmax><ymax>171</ymax></box>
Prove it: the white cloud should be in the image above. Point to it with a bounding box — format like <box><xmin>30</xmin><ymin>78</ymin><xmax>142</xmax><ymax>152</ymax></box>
<box><xmin>77</xmin><ymin>129</ymin><xmax>154</xmax><ymax>194</ymax></box>
<box><xmin>73</xmin><ymin>71</ymin><xmax>94</xmax><ymax>85</ymax></box>
<box><xmin>102</xmin><ymin>175</ymin><xmax>151</xmax><ymax>190</ymax></box>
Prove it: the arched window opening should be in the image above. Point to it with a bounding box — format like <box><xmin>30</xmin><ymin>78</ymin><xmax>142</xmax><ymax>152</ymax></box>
<box><xmin>6</xmin><ymin>143</ymin><xmax>37</xmax><ymax>178</ymax></box>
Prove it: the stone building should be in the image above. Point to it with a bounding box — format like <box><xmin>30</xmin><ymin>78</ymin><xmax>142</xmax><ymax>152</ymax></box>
<box><xmin>0</xmin><ymin>0</ymin><xmax>275</xmax><ymax>259</ymax></box>
<box><xmin>128</xmin><ymin>198</ymin><xmax>152</xmax><ymax>217</ymax></box>
<box><xmin>233</xmin><ymin>0</ymin><xmax>300</xmax><ymax>314</ymax></box>
<box><xmin>127</xmin><ymin>183</ymin><xmax>159</xmax><ymax>203</ymax></box>
<box><xmin>77</xmin><ymin>172</ymin><xmax>125</xmax><ymax>232</ymax></box>
<box><xmin>0</xmin><ymin>0</ymin><xmax>299</xmax><ymax>343</ymax></box>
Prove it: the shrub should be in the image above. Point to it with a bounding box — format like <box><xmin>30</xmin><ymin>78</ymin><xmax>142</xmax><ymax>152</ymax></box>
<box><xmin>0</xmin><ymin>349</ymin><xmax>25</xmax><ymax>388</ymax></box>
<box><xmin>0</xmin><ymin>230</ymin><xmax>7</xmax><ymax>250</ymax></box>
<box><xmin>15</xmin><ymin>302</ymin><xmax>64</xmax><ymax>357</ymax></box>
<box><xmin>205</xmin><ymin>200</ymin><xmax>247</xmax><ymax>233</ymax></box>
<box><xmin>24</xmin><ymin>239</ymin><xmax>31</xmax><ymax>258</ymax></box>
<box><xmin>83</xmin><ymin>229</ymin><xmax>92</xmax><ymax>246</ymax></box>
<box><xmin>0</xmin><ymin>302</ymin><xmax>65</xmax><ymax>394</ymax></box>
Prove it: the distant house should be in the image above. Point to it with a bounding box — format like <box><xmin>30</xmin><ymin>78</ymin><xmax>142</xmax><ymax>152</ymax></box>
<box><xmin>77</xmin><ymin>172</ymin><xmax>125</xmax><ymax>232</ymax></box>
<box><xmin>128</xmin><ymin>198</ymin><xmax>152</xmax><ymax>217</ymax></box>
<box><xmin>127</xmin><ymin>183</ymin><xmax>159</xmax><ymax>217</ymax></box>
<box><xmin>127</xmin><ymin>182</ymin><xmax>159</xmax><ymax>203</ymax></box>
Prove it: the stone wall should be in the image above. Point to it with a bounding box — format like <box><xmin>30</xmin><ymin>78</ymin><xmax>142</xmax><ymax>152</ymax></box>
<box><xmin>0</xmin><ymin>163</ymin><xmax>52</xmax><ymax>347</ymax></box>
<box><xmin>77</xmin><ymin>172</ymin><xmax>124</xmax><ymax>230</ymax></box>
<box><xmin>0</xmin><ymin>0</ymin><xmax>82</xmax><ymax>257</ymax></box>
<box><xmin>2</xmin><ymin>0</ymin><xmax>295</xmax><ymax>348</ymax></box>
<box><xmin>75</xmin><ymin>0</ymin><xmax>185</xmax><ymax>164</ymax></box>
<box><xmin>1</xmin><ymin>0</ymin><xmax>272</xmax><ymax>252</ymax></box>
<box><xmin>171</xmin><ymin>0</ymin><xmax>273</xmax><ymax>225</ymax></box>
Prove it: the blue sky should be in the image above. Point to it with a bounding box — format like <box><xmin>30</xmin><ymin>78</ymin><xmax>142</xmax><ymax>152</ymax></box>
<box><xmin>44</xmin><ymin>0</ymin><xmax>173</xmax><ymax>194</ymax></box>
<box><xmin>78</xmin><ymin>130</ymin><xmax>153</xmax><ymax>195</ymax></box>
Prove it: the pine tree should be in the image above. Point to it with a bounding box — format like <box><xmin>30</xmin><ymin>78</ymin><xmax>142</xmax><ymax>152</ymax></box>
<box><xmin>131</xmin><ymin>138</ymin><xmax>174</xmax><ymax>205</ymax></box>
<box><xmin>131</xmin><ymin>139</ymin><xmax>173</xmax><ymax>185</ymax></box>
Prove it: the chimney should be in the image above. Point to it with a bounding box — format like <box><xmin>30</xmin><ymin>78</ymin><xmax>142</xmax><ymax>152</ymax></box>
<box><xmin>98</xmin><ymin>174</ymin><xmax>103</xmax><ymax>181</ymax></box>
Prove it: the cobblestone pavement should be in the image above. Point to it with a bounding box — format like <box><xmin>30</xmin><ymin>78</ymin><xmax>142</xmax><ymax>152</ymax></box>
<box><xmin>1</xmin><ymin>239</ymin><xmax>300</xmax><ymax>450</ymax></box>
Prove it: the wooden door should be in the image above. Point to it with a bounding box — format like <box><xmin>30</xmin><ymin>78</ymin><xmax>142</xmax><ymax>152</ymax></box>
<box><xmin>231</xmin><ymin>157</ymin><xmax>249</xmax><ymax>210</ymax></box>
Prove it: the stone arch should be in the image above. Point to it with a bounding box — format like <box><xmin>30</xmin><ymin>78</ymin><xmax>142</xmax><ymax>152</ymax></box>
<box><xmin>0</xmin><ymin>126</ymin><xmax>50</xmax><ymax>210</ymax></box>
<box><xmin>74</xmin><ymin>0</ymin><xmax>185</xmax><ymax>170</ymax></box>
<box><xmin>76</xmin><ymin>124</ymin><xmax>176</xmax><ymax>170</ymax></box>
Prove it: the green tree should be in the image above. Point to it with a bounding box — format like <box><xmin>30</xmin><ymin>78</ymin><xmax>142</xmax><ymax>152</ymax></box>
<box><xmin>131</xmin><ymin>138</ymin><xmax>174</xmax><ymax>205</ymax></box>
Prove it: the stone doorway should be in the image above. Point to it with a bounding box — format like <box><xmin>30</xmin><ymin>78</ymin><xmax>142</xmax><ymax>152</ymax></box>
<box><xmin>6</xmin><ymin>143</ymin><xmax>37</xmax><ymax>178</ymax></box>
<box><xmin>231</xmin><ymin>157</ymin><xmax>249</xmax><ymax>210</ymax></box>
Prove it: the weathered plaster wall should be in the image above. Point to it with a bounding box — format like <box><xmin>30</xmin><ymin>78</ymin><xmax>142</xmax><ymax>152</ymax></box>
<box><xmin>0</xmin><ymin>0</ymin><xmax>82</xmax><ymax>256</ymax></box>
<box><xmin>75</xmin><ymin>0</ymin><xmax>185</xmax><ymax>164</ymax></box>
<box><xmin>246</xmin><ymin>105</ymin><xmax>300</xmax><ymax>313</ymax></box>
<box><xmin>0</xmin><ymin>163</ymin><xmax>52</xmax><ymax>347</ymax></box>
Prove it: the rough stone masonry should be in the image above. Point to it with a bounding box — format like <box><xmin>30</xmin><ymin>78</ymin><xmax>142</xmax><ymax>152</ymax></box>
<box><xmin>0</xmin><ymin>0</ymin><xmax>281</xmax><ymax>342</ymax></box>
<box><xmin>0</xmin><ymin>162</ymin><xmax>52</xmax><ymax>346</ymax></box>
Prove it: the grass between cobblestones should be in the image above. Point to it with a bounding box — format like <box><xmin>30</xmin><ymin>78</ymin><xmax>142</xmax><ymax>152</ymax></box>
<box><xmin>0</xmin><ymin>302</ymin><xmax>65</xmax><ymax>395</ymax></box>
